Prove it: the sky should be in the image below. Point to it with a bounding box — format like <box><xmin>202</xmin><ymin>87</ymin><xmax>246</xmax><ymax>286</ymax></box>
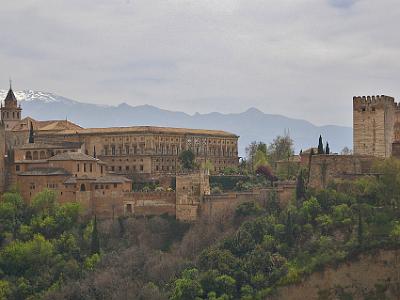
<box><xmin>0</xmin><ymin>0</ymin><xmax>399</xmax><ymax>127</ymax></box>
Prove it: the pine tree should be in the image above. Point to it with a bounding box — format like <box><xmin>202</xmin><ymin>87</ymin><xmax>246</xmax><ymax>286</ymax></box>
<box><xmin>91</xmin><ymin>215</ymin><xmax>100</xmax><ymax>254</ymax></box>
<box><xmin>325</xmin><ymin>142</ymin><xmax>330</xmax><ymax>155</ymax></box>
<box><xmin>296</xmin><ymin>169</ymin><xmax>306</xmax><ymax>208</ymax></box>
<box><xmin>318</xmin><ymin>135</ymin><xmax>324</xmax><ymax>154</ymax></box>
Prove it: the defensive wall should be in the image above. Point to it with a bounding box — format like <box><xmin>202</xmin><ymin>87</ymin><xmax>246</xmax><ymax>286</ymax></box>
<box><xmin>202</xmin><ymin>182</ymin><xmax>295</xmax><ymax>220</ymax></box>
<box><xmin>83</xmin><ymin>177</ymin><xmax>296</xmax><ymax>222</ymax></box>
<box><xmin>303</xmin><ymin>154</ymin><xmax>378</xmax><ymax>189</ymax></box>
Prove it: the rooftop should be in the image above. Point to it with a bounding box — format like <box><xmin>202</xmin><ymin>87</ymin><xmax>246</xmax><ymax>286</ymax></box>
<box><xmin>48</xmin><ymin>152</ymin><xmax>99</xmax><ymax>162</ymax></box>
<box><xmin>18</xmin><ymin>168</ymin><xmax>71</xmax><ymax>176</ymax></box>
<box><xmin>18</xmin><ymin>141</ymin><xmax>83</xmax><ymax>150</ymax></box>
<box><xmin>11</xmin><ymin>117</ymin><xmax>82</xmax><ymax>132</ymax></box>
<box><xmin>64</xmin><ymin>175</ymin><xmax>131</xmax><ymax>184</ymax></box>
<box><xmin>48</xmin><ymin>126</ymin><xmax>238</xmax><ymax>138</ymax></box>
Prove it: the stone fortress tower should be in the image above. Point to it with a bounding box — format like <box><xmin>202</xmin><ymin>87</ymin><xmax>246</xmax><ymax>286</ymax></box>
<box><xmin>353</xmin><ymin>95</ymin><xmax>400</xmax><ymax>158</ymax></box>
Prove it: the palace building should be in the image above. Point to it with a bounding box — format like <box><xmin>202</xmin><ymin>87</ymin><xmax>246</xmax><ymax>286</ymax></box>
<box><xmin>0</xmin><ymin>86</ymin><xmax>239</xmax><ymax>210</ymax></box>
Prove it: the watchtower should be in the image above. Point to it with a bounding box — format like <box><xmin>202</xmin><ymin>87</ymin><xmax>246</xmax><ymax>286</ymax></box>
<box><xmin>353</xmin><ymin>95</ymin><xmax>396</xmax><ymax>158</ymax></box>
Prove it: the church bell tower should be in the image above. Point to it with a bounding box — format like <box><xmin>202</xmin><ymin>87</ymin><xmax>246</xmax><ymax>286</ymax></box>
<box><xmin>1</xmin><ymin>81</ymin><xmax>22</xmax><ymax>131</ymax></box>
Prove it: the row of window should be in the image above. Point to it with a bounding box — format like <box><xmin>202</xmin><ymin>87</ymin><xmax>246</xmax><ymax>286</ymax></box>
<box><xmin>94</xmin><ymin>183</ymin><xmax>118</xmax><ymax>190</ymax></box>
<box><xmin>102</xmin><ymin>136</ymin><xmax>236</xmax><ymax>144</ymax></box>
<box><xmin>77</xmin><ymin>163</ymin><xmax>104</xmax><ymax>174</ymax></box>
<box><xmin>25</xmin><ymin>149</ymin><xmax>77</xmax><ymax>160</ymax></box>
<box><xmin>110</xmin><ymin>165</ymin><xmax>144</xmax><ymax>172</ymax></box>
<box><xmin>1</xmin><ymin>111</ymin><xmax>20</xmax><ymax>119</ymax></box>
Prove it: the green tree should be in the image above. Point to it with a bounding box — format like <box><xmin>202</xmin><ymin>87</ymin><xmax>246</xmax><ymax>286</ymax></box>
<box><xmin>0</xmin><ymin>280</ymin><xmax>10</xmax><ymax>300</ymax></box>
<box><xmin>170</xmin><ymin>268</ymin><xmax>203</xmax><ymax>300</ymax></box>
<box><xmin>268</xmin><ymin>134</ymin><xmax>294</xmax><ymax>168</ymax></box>
<box><xmin>0</xmin><ymin>192</ymin><xmax>25</xmax><ymax>240</ymax></box>
<box><xmin>318</xmin><ymin>135</ymin><xmax>324</xmax><ymax>154</ymax></box>
<box><xmin>31</xmin><ymin>189</ymin><xmax>58</xmax><ymax>215</ymax></box>
<box><xmin>0</xmin><ymin>234</ymin><xmax>54</xmax><ymax>277</ymax></box>
<box><xmin>245</xmin><ymin>141</ymin><xmax>268</xmax><ymax>172</ymax></box>
<box><xmin>179</xmin><ymin>150</ymin><xmax>196</xmax><ymax>171</ymax></box>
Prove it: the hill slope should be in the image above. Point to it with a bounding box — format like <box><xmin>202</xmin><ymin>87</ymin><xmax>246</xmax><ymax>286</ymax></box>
<box><xmin>0</xmin><ymin>90</ymin><xmax>352</xmax><ymax>156</ymax></box>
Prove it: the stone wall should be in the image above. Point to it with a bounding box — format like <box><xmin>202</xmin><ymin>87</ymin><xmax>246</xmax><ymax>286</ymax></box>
<box><xmin>123</xmin><ymin>191</ymin><xmax>176</xmax><ymax>217</ymax></box>
<box><xmin>202</xmin><ymin>184</ymin><xmax>295</xmax><ymax>219</ymax></box>
<box><xmin>305</xmin><ymin>154</ymin><xmax>377</xmax><ymax>189</ymax></box>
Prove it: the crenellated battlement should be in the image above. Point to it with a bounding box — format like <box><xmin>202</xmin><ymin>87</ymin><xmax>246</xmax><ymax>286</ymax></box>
<box><xmin>353</xmin><ymin>95</ymin><xmax>396</xmax><ymax>105</ymax></box>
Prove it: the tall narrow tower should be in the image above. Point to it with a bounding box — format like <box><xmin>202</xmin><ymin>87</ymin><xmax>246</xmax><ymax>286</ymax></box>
<box><xmin>1</xmin><ymin>82</ymin><xmax>22</xmax><ymax>131</ymax></box>
<box><xmin>353</xmin><ymin>95</ymin><xmax>396</xmax><ymax>158</ymax></box>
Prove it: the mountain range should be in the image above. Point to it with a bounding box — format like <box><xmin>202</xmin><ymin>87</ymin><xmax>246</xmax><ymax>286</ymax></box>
<box><xmin>0</xmin><ymin>90</ymin><xmax>352</xmax><ymax>157</ymax></box>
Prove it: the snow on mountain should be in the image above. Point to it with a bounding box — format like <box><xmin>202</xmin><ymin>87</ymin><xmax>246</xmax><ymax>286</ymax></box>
<box><xmin>0</xmin><ymin>90</ymin><xmax>69</xmax><ymax>104</ymax></box>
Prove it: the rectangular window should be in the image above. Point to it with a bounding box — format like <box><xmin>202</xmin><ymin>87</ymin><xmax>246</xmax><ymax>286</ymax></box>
<box><xmin>90</xmin><ymin>164</ymin><xmax>93</xmax><ymax>172</ymax></box>
<box><xmin>77</xmin><ymin>164</ymin><xmax>80</xmax><ymax>172</ymax></box>
<box><xmin>140</xmin><ymin>165</ymin><xmax>144</xmax><ymax>171</ymax></box>
<box><xmin>84</xmin><ymin>163</ymin><xmax>87</xmax><ymax>172</ymax></box>
<box><xmin>16</xmin><ymin>165</ymin><xmax>20</xmax><ymax>172</ymax></box>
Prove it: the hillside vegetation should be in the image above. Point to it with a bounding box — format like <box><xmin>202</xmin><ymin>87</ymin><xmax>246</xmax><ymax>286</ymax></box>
<box><xmin>0</xmin><ymin>159</ymin><xmax>400</xmax><ymax>299</ymax></box>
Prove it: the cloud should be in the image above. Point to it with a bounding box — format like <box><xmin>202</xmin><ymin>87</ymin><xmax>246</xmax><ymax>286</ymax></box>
<box><xmin>328</xmin><ymin>0</ymin><xmax>358</xmax><ymax>8</ymax></box>
<box><xmin>0</xmin><ymin>0</ymin><xmax>399</xmax><ymax>127</ymax></box>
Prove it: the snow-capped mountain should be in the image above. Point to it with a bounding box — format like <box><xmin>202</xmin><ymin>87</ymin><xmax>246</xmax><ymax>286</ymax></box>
<box><xmin>0</xmin><ymin>90</ymin><xmax>75</xmax><ymax>104</ymax></box>
<box><xmin>0</xmin><ymin>90</ymin><xmax>352</xmax><ymax>156</ymax></box>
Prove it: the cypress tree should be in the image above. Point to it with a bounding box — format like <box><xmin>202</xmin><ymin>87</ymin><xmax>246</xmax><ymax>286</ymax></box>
<box><xmin>357</xmin><ymin>209</ymin><xmax>363</xmax><ymax>247</ymax></box>
<box><xmin>285</xmin><ymin>211</ymin><xmax>294</xmax><ymax>246</ymax></box>
<box><xmin>318</xmin><ymin>135</ymin><xmax>324</xmax><ymax>154</ymax></box>
<box><xmin>325</xmin><ymin>142</ymin><xmax>330</xmax><ymax>155</ymax></box>
<box><xmin>296</xmin><ymin>169</ymin><xmax>306</xmax><ymax>208</ymax></box>
<box><xmin>91</xmin><ymin>215</ymin><xmax>100</xmax><ymax>254</ymax></box>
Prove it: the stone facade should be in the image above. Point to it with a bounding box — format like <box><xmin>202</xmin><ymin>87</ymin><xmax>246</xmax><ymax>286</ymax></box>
<box><xmin>353</xmin><ymin>95</ymin><xmax>400</xmax><ymax>158</ymax></box>
<box><xmin>34</xmin><ymin>126</ymin><xmax>239</xmax><ymax>176</ymax></box>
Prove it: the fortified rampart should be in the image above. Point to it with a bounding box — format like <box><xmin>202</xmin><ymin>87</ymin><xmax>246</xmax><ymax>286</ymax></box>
<box><xmin>304</xmin><ymin>154</ymin><xmax>378</xmax><ymax>189</ymax></box>
<box><xmin>202</xmin><ymin>183</ymin><xmax>295</xmax><ymax>219</ymax></box>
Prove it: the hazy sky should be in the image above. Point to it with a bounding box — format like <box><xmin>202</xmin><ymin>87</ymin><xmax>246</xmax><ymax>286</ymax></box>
<box><xmin>0</xmin><ymin>0</ymin><xmax>399</xmax><ymax>126</ymax></box>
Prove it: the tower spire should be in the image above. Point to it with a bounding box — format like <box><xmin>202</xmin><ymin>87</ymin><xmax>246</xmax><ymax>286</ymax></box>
<box><xmin>9</xmin><ymin>78</ymin><xmax>12</xmax><ymax>90</ymax></box>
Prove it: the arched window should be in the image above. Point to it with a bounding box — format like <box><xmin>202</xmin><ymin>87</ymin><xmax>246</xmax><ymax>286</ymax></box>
<box><xmin>33</xmin><ymin>151</ymin><xmax>38</xmax><ymax>160</ymax></box>
<box><xmin>80</xmin><ymin>184</ymin><xmax>86</xmax><ymax>191</ymax></box>
<box><xmin>39</xmin><ymin>151</ymin><xmax>46</xmax><ymax>159</ymax></box>
<box><xmin>26</xmin><ymin>151</ymin><xmax>32</xmax><ymax>160</ymax></box>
